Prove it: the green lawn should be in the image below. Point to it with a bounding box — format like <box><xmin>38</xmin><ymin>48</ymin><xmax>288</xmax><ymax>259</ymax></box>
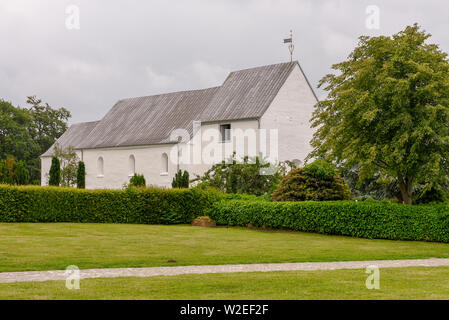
<box><xmin>2</xmin><ymin>267</ymin><xmax>449</xmax><ymax>299</ymax></box>
<box><xmin>1</xmin><ymin>223</ymin><xmax>449</xmax><ymax>272</ymax></box>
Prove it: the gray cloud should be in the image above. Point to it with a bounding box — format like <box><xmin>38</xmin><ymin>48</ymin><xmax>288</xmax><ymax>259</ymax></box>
<box><xmin>1</xmin><ymin>0</ymin><xmax>448</xmax><ymax>123</ymax></box>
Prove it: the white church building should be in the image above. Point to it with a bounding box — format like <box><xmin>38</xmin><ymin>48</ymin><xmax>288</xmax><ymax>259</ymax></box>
<box><xmin>41</xmin><ymin>61</ymin><xmax>318</xmax><ymax>189</ymax></box>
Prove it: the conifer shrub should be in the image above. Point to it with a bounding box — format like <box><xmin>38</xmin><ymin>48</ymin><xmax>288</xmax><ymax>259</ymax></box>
<box><xmin>77</xmin><ymin>161</ymin><xmax>86</xmax><ymax>189</ymax></box>
<box><xmin>129</xmin><ymin>173</ymin><xmax>146</xmax><ymax>187</ymax></box>
<box><xmin>172</xmin><ymin>169</ymin><xmax>189</xmax><ymax>188</ymax></box>
<box><xmin>48</xmin><ymin>156</ymin><xmax>60</xmax><ymax>186</ymax></box>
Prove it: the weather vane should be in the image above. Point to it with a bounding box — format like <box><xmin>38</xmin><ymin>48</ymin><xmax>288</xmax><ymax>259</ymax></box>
<box><xmin>283</xmin><ymin>30</ymin><xmax>294</xmax><ymax>62</ymax></box>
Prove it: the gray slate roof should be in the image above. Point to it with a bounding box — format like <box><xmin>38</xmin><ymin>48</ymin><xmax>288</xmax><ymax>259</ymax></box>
<box><xmin>41</xmin><ymin>121</ymin><xmax>99</xmax><ymax>157</ymax></box>
<box><xmin>78</xmin><ymin>87</ymin><xmax>219</xmax><ymax>149</ymax></box>
<box><xmin>199</xmin><ymin>61</ymin><xmax>296</xmax><ymax>122</ymax></box>
<box><xmin>42</xmin><ymin>61</ymin><xmax>304</xmax><ymax>156</ymax></box>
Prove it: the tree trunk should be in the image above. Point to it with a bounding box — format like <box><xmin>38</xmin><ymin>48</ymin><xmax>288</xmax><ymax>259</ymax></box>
<box><xmin>398</xmin><ymin>173</ymin><xmax>413</xmax><ymax>205</ymax></box>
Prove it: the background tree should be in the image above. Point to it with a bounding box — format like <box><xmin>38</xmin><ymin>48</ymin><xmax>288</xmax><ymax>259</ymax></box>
<box><xmin>0</xmin><ymin>158</ymin><xmax>29</xmax><ymax>185</ymax></box>
<box><xmin>310</xmin><ymin>24</ymin><xmax>449</xmax><ymax>204</ymax></box>
<box><xmin>341</xmin><ymin>165</ymin><xmax>400</xmax><ymax>201</ymax></box>
<box><xmin>0</xmin><ymin>100</ymin><xmax>38</xmax><ymax>182</ymax></box>
<box><xmin>0</xmin><ymin>97</ymin><xmax>70</xmax><ymax>184</ymax></box>
<box><xmin>26</xmin><ymin>96</ymin><xmax>71</xmax><ymax>181</ymax></box>
<box><xmin>0</xmin><ymin>158</ymin><xmax>17</xmax><ymax>185</ymax></box>
<box><xmin>48</xmin><ymin>156</ymin><xmax>60</xmax><ymax>186</ymax></box>
<box><xmin>77</xmin><ymin>161</ymin><xmax>86</xmax><ymax>189</ymax></box>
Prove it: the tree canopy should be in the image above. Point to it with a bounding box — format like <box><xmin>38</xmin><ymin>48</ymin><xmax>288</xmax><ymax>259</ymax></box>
<box><xmin>0</xmin><ymin>97</ymin><xmax>70</xmax><ymax>184</ymax></box>
<box><xmin>0</xmin><ymin>100</ymin><xmax>38</xmax><ymax>164</ymax></box>
<box><xmin>26</xmin><ymin>96</ymin><xmax>71</xmax><ymax>181</ymax></box>
<box><xmin>310</xmin><ymin>24</ymin><xmax>449</xmax><ymax>204</ymax></box>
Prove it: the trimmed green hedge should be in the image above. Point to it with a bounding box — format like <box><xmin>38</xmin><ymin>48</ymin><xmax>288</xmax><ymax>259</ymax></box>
<box><xmin>2</xmin><ymin>184</ymin><xmax>449</xmax><ymax>243</ymax></box>
<box><xmin>209</xmin><ymin>200</ymin><xmax>449</xmax><ymax>242</ymax></box>
<box><xmin>0</xmin><ymin>185</ymin><xmax>221</xmax><ymax>224</ymax></box>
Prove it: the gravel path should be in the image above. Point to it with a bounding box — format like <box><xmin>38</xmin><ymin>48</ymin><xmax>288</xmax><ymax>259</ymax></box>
<box><xmin>1</xmin><ymin>258</ymin><xmax>449</xmax><ymax>283</ymax></box>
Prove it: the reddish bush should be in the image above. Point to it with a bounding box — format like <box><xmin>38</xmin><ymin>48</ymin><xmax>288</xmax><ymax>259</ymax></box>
<box><xmin>271</xmin><ymin>160</ymin><xmax>351</xmax><ymax>201</ymax></box>
<box><xmin>191</xmin><ymin>216</ymin><xmax>216</xmax><ymax>227</ymax></box>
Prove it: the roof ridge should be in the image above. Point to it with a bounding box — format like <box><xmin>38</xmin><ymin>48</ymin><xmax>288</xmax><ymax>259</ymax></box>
<box><xmin>227</xmin><ymin>60</ymin><xmax>298</xmax><ymax>74</ymax></box>
<box><xmin>117</xmin><ymin>86</ymin><xmax>221</xmax><ymax>103</ymax></box>
<box><xmin>69</xmin><ymin>120</ymin><xmax>101</xmax><ymax>126</ymax></box>
<box><xmin>111</xmin><ymin>62</ymin><xmax>297</xmax><ymax>104</ymax></box>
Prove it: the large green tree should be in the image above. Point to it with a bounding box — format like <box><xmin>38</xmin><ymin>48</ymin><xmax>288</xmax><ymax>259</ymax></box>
<box><xmin>310</xmin><ymin>24</ymin><xmax>449</xmax><ymax>204</ymax></box>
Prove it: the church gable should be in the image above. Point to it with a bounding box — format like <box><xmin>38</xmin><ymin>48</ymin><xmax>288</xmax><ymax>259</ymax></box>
<box><xmin>259</xmin><ymin>62</ymin><xmax>318</xmax><ymax>163</ymax></box>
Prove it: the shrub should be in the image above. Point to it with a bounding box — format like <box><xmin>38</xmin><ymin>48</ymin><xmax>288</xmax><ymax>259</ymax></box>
<box><xmin>414</xmin><ymin>185</ymin><xmax>448</xmax><ymax>204</ymax></box>
<box><xmin>303</xmin><ymin>159</ymin><xmax>337</xmax><ymax>180</ymax></box>
<box><xmin>341</xmin><ymin>165</ymin><xmax>398</xmax><ymax>201</ymax></box>
<box><xmin>172</xmin><ymin>169</ymin><xmax>189</xmax><ymax>188</ymax></box>
<box><xmin>193</xmin><ymin>153</ymin><xmax>283</xmax><ymax>196</ymax></box>
<box><xmin>77</xmin><ymin>161</ymin><xmax>86</xmax><ymax>189</ymax></box>
<box><xmin>0</xmin><ymin>185</ymin><xmax>222</xmax><ymax>224</ymax></box>
<box><xmin>48</xmin><ymin>156</ymin><xmax>60</xmax><ymax>186</ymax></box>
<box><xmin>54</xmin><ymin>144</ymin><xmax>78</xmax><ymax>187</ymax></box>
<box><xmin>271</xmin><ymin>160</ymin><xmax>351</xmax><ymax>201</ymax></box>
<box><xmin>209</xmin><ymin>200</ymin><xmax>449</xmax><ymax>242</ymax></box>
<box><xmin>222</xmin><ymin>193</ymin><xmax>271</xmax><ymax>201</ymax></box>
<box><xmin>129</xmin><ymin>173</ymin><xmax>146</xmax><ymax>187</ymax></box>
<box><xmin>191</xmin><ymin>216</ymin><xmax>216</xmax><ymax>227</ymax></box>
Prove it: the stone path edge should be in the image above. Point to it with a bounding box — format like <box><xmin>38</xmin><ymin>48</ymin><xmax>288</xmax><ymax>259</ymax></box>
<box><xmin>1</xmin><ymin>258</ymin><xmax>449</xmax><ymax>284</ymax></box>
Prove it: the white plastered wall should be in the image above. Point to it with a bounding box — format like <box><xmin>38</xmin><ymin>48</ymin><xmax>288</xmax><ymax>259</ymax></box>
<box><xmin>82</xmin><ymin>144</ymin><xmax>177</xmax><ymax>189</ymax></box>
<box><xmin>40</xmin><ymin>157</ymin><xmax>52</xmax><ymax>186</ymax></box>
<box><xmin>40</xmin><ymin>120</ymin><xmax>260</xmax><ymax>189</ymax></box>
<box><xmin>183</xmin><ymin>119</ymin><xmax>260</xmax><ymax>179</ymax></box>
<box><xmin>259</xmin><ymin>63</ymin><xmax>317</xmax><ymax>166</ymax></box>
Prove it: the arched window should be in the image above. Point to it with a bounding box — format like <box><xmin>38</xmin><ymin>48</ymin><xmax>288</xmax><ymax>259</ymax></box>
<box><xmin>161</xmin><ymin>153</ymin><xmax>168</xmax><ymax>174</ymax></box>
<box><xmin>129</xmin><ymin>155</ymin><xmax>135</xmax><ymax>176</ymax></box>
<box><xmin>97</xmin><ymin>156</ymin><xmax>104</xmax><ymax>176</ymax></box>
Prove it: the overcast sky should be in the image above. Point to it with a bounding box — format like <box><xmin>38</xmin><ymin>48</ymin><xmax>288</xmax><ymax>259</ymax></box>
<box><xmin>1</xmin><ymin>0</ymin><xmax>449</xmax><ymax>124</ymax></box>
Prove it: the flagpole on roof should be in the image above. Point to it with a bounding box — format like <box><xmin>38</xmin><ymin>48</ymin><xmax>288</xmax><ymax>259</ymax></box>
<box><xmin>283</xmin><ymin>30</ymin><xmax>294</xmax><ymax>62</ymax></box>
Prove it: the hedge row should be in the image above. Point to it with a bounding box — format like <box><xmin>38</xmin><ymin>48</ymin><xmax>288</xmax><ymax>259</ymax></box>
<box><xmin>3</xmin><ymin>184</ymin><xmax>449</xmax><ymax>243</ymax></box>
<box><xmin>0</xmin><ymin>184</ymin><xmax>222</xmax><ymax>224</ymax></box>
<box><xmin>209</xmin><ymin>200</ymin><xmax>449</xmax><ymax>242</ymax></box>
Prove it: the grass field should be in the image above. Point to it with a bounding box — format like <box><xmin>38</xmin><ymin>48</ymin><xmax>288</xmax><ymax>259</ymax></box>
<box><xmin>1</xmin><ymin>223</ymin><xmax>449</xmax><ymax>272</ymax></box>
<box><xmin>1</xmin><ymin>267</ymin><xmax>449</xmax><ymax>299</ymax></box>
